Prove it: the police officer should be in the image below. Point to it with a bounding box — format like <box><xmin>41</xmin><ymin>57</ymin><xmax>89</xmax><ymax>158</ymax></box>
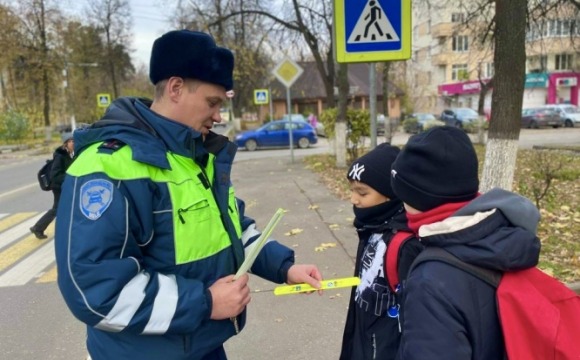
<box><xmin>54</xmin><ymin>30</ymin><xmax>322</xmax><ymax>360</ymax></box>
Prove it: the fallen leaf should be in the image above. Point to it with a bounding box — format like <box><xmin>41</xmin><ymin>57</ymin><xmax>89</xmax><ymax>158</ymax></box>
<box><xmin>308</xmin><ymin>204</ymin><xmax>319</xmax><ymax>210</ymax></box>
<box><xmin>314</xmin><ymin>242</ymin><xmax>337</xmax><ymax>252</ymax></box>
<box><xmin>321</xmin><ymin>242</ymin><xmax>336</xmax><ymax>248</ymax></box>
<box><xmin>284</xmin><ymin>228</ymin><xmax>304</xmax><ymax>236</ymax></box>
<box><xmin>329</xmin><ymin>224</ymin><xmax>340</xmax><ymax>230</ymax></box>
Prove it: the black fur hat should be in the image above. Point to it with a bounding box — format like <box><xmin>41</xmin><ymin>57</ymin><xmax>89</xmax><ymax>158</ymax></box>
<box><xmin>149</xmin><ymin>30</ymin><xmax>234</xmax><ymax>90</ymax></box>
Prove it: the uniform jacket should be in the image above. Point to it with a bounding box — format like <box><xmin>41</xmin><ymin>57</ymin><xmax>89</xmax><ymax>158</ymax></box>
<box><xmin>55</xmin><ymin>97</ymin><xmax>294</xmax><ymax>360</ymax></box>
<box><xmin>340</xmin><ymin>201</ymin><xmax>423</xmax><ymax>360</ymax></box>
<box><xmin>396</xmin><ymin>189</ymin><xmax>541</xmax><ymax>360</ymax></box>
<box><xmin>49</xmin><ymin>146</ymin><xmax>74</xmax><ymax>190</ymax></box>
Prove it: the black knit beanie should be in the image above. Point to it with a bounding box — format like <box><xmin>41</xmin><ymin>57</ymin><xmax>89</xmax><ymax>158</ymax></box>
<box><xmin>347</xmin><ymin>143</ymin><xmax>400</xmax><ymax>199</ymax></box>
<box><xmin>390</xmin><ymin>126</ymin><xmax>479</xmax><ymax>212</ymax></box>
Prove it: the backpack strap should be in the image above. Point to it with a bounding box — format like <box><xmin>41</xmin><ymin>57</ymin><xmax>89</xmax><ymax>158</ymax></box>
<box><xmin>386</xmin><ymin>231</ymin><xmax>414</xmax><ymax>293</ymax></box>
<box><xmin>409</xmin><ymin>247</ymin><xmax>501</xmax><ymax>288</ymax></box>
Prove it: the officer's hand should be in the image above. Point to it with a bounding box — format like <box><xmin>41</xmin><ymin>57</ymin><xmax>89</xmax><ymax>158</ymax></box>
<box><xmin>286</xmin><ymin>264</ymin><xmax>323</xmax><ymax>295</ymax></box>
<box><xmin>208</xmin><ymin>274</ymin><xmax>251</xmax><ymax>320</ymax></box>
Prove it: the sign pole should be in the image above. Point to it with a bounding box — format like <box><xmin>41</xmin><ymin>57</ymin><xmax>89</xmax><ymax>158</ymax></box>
<box><xmin>271</xmin><ymin>57</ymin><xmax>304</xmax><ymax>163</ymax></box>
<box><xmin>369</xmin><ymin>63</ymin><xmax>377</xmax><ymax>149</ymax></box>
<box><xmin>269</xmin><ymin>87</ymin><xmax>274</xmax><ymax>121</ymax></box>
<box><xmin>286</xmin><ymin>86</ymin><xmax>294</xmax><ymax>163</ymax></box>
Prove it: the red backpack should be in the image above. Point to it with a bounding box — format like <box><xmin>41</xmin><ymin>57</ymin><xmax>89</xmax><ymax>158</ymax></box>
<box><xmin>385</xmin><ymin>231</ymin><xmax>414</xmax><ymax>293</ymax></box>
<box><xmin>410</xmin><ymin>247</ymin><xmax>580</xmax><ymax>360</ymax></box>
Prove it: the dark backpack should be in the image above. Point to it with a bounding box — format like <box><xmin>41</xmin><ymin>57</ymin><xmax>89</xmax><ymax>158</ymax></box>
<box><xmin>410</xmin><ymin>247</ymin><xmax>580</xmax><ymax>360</ymax></box>
<box><xmin>37</xmin><ymin>159</ymin><xmax>54</xmax><ymax>191</ymax></box>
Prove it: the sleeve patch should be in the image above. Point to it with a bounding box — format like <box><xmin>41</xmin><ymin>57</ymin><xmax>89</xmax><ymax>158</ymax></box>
<box><xmin>80</xmin><ymin>179</ymin><xmax>114</xmax><ymax>220</ymax></box>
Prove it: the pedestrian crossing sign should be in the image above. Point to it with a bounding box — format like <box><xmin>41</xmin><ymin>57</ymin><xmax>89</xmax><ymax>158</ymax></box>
<box><xmin>97</xmin><ymin>93</ymin><xmax>111</xmax><ymax>108</ymax></box>
<box><xmin>254</xmin><ymin>89</ymin><xmax>269</xmax><ymax>105</ymax></box>
<box><xmin>334</xmin><ymin>0</ymin><xmax>411</xmax><ymax>63</ymax></box>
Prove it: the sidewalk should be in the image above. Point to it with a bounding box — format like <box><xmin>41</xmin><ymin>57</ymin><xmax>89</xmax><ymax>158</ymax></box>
<box><xmin>225</xmin><ymin>153</ymin><xmax>356</xmax><ymax>360</ymax></box>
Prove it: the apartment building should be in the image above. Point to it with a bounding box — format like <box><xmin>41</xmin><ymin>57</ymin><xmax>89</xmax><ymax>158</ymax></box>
<box><xmin>410</xmin><ymin>1</ymin><xmax>580</xmax><ymax>114</ymax></box>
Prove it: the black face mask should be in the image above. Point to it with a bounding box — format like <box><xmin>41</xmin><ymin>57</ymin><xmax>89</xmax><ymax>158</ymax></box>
<box><xmin>353</xmin><ymin>198</ymin><xmax>403</xmax><ymax>229</ymax></box>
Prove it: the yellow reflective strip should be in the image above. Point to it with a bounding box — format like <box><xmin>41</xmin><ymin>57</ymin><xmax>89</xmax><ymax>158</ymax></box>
<box><xmin>68</xmin><ymin>143</ymin><xmax>154</xmax><ymax>180</ymax></box>
<box><xmin>36</xmin><ymin>265</ymin><xmax>58</xmax><ymax>283</ymax></box>
<box><xmin>0</xmin><ymin>223</ymin><xmax>54</xmax><ymax>272</ymax></box>
<box><xmin>0</xmin><ymin>212</ymin><xmax>36</xmax><ymax>233</ymax></box>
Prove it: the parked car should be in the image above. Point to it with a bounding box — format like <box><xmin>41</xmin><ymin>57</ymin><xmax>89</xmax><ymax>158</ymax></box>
<box><xmin>282</xmin><ymin>114</ymin><xmax>326</xmax><ymax>137</ymax></box>
<box><xmin>404</xmin><ymin>113</ymin><xmax>440</xmax><ymax>133</ymax></box>
<box><xmin>440</xmin><ymin>108</ymin><xmax>479</xmax><ymax>128</ymax></box>
<box><xmin>541</xmin><ymin>104</ymin><xmax>580</xmax><ymax>128</ymax></box>
<box><xmin>521</xmin><ymin>108</ymin><xmax>563</xmax><ymax>128</ymax></box>
<box><xmin>234</xmin><ymin>119</ymin><xmax>317</xmax><ymax>151</ymax></box>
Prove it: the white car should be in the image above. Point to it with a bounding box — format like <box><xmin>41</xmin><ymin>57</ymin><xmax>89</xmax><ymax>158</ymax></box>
<box><xmin>542</xmin><ymin>104</ymin><xmax>580</xmax><ymax>128</ymax></box>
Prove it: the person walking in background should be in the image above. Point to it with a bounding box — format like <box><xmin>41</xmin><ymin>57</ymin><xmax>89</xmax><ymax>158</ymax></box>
<box><xmin>391</xmin><ymin>126</ymin><xmax>541</xmax><ymax>360</ymax></box>
<box><xmin>308</xmin><ymin>113</ymin><xmax>318</xmax><ymax>128</ymax></box>
<box><xmin>54</xmin><ymin>29</ymin><xmax>322</xmax><ymax>360</ymax></box>
<box><xmin>340</xmin><ymin>143</ymin><xmax>422</xmax><ymax>360</ymax></box>
<box><xmin>30</xmin><ymin>134</ymin><xmax>74</xmax><ymax>239</ymax></box>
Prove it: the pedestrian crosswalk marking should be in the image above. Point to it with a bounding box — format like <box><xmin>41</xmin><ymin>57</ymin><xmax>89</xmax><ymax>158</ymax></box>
<box><xmin>0</xmin><ymin>213</ymin><xmax>44</xmax><ymax>250</ymax></box>
<box><xmin>0</xmin><ymin>212</ymin><xmax>57</xmax><ymax>287</ymax></box>
<box><xmin>36</xmin><ymin>264</ymin><xmax>58</xmax><ymax>284</ymax></box>
<box><xmin>0</xmin><ymin>223</ymin><xmax>53</xmax><ymax>273</ymax></box>
<box><xmin>0</xmin><ymin>212</ymin><xmax>36</xmax><ymax>233</ymax></box>
<box><xmin>0</xmin><ymin>240</ymin><xmax>54</xmax><ymax>287</ymax></box>
<box><xmin>348</xmin><ymin>0</ymin><xmax>399</xmax><ymax>44</ymax></box>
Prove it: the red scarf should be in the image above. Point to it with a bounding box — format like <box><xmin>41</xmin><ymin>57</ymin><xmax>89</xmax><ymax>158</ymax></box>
<box><xmin>406</xmin><ymin>201</ymin><xmax>471</xmax><ymax>234</ymax></box>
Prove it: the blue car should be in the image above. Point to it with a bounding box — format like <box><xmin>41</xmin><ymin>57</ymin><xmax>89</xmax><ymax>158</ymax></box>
<box><xmin>235</xmin><ymin>119</ymin><xmax>318</xmax><ymax>151</ymax></box>
<box><xmin>440</xmin><ymin>108</ymin><xmax>479</xmax><ymax>128</ymax></box>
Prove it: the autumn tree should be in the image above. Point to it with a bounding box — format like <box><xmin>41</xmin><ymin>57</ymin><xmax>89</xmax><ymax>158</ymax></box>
<box><xmin>1</xmin><ymin>0</ymin><xmax>65</xmax><ymax>139</ymax></box>
<box><xmin>167</xmin><ymin>0</ymin><xmax>277</xmax><ymax>117</ymax></box>
<box><xmin>85</xmin><ymin>0</ymin><xmax>133</xmax><ymax>99</ymax></box>
<box><xmin>203</xmin><ymin>0</ymin><xmax>337</xmax><ymax>108</ymax></box>
<box><xmin>417</xmin><ymin>0</ymin><xmax>578</xmax><ymax>191</ymax></box>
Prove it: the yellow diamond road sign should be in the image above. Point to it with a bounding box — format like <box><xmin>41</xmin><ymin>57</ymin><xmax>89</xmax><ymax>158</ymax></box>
<box><xmin>272</xmin><ymin>58</ymin><xmax>303</xmax><ymax>88</ymax></box>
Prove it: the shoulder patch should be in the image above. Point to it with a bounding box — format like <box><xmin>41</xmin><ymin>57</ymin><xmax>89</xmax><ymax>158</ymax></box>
<box><xmin>98</xmin><ymin>139</ymin><xmax>126</xmax><ymax>153</ymax></box>
<box><xmin>79</xmin><ymin>179</ymin><xmax>114</xmax><ymax>220</ymax></box>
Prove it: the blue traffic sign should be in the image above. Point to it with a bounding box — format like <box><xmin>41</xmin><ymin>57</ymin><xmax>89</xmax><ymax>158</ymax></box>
<box><xmin>253</xmin><ymin>89</ymin><xmax>269</xmax><ymax>105</ymax></box>
<box><xmin>334</xmin><ymin>0</ymin><xmax>411</xmax><ymax>63</ymax></box>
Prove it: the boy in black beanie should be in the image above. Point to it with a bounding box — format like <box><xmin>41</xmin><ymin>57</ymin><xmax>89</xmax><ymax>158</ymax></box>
<box><xmin>391</xmin><ymin>126</ymin><xmax>541</xmax><ymax>360</ymax></box>
<box><xmin>340</xmin><ymin>143</ymin><xmax>422</xmax><ymax>360</ymax></box>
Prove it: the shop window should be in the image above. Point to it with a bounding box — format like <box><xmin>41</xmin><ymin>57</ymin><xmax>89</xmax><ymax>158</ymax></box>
<box><xmin>452</xmin><ymin>64</ymin><xmax>468</xmax><ymax>81</ymax></box>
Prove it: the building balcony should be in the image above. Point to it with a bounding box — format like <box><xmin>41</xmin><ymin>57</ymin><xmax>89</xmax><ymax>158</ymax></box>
<box><xmin>432</xmin><ymin>22</ymin><xmax>455</xmax><ymax>37</ymax></box>
<box><xmin>432</xmin><ymin>52</ymin><xmax>454</xmax><ymax>65</ymax></box>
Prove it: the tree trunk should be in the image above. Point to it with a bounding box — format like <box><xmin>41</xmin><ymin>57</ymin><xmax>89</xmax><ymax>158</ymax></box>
<box><xmin>336</xmin><ymin>62</ymin><xmax>349</xmax><ymax>168</ymax></box>
<box><xmin>480</xmin><ymin>0</ymin><xmax>527</xmax><ymax>192</ymax></box>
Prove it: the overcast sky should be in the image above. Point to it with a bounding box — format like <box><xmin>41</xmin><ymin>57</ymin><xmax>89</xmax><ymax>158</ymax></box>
<box><xmin>127</xmin><ymin>0</ymin><xmax>172</xmax><ymax>68</ymax></box>
<box><xmin>68</xmin><ymin>0</ymin><xmax>172</xmax><ymax>68</ymax></box>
